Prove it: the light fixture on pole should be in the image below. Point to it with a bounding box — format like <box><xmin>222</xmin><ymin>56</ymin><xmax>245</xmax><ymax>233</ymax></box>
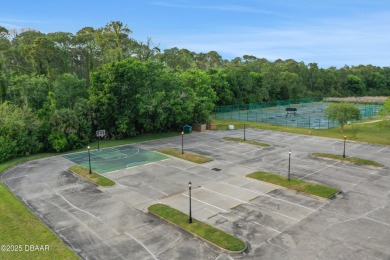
<box><xmin>188</xmin><ymin>181</ymin><xmax>192</xmax><ymax>223</ymax></box>
<box><xmin>343</xmin><ymin>135</ymin><xmax>346</xmax><ymax>158</ymax></box>
<box><xmin>87</xmin><ymin>146</ymin><xmax>92</xmax><ymax>174</ymax></box>
<box><xmin>288</xmin><ymin>150</ymin><xmax>291</xmax><ymax>181</ymax></box>
<box><xmin>244</xmin><ymin>124</ymin><xmax>246</xmax><ymax>141</ymax></box>
<box><xmin>181</xmin><ymin>131</ymin><xmax>184</xmax><ymax>154</ymax></box>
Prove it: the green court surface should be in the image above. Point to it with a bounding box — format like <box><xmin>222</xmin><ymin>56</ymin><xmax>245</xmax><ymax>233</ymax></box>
<box><xmin>63</xmin><ymin>145</ymin><xmax>168</xmax><ymax>174</ymax></box>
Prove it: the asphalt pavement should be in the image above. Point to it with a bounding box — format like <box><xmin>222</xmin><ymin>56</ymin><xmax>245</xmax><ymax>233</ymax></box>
<box><xmin>1</xmin><ymin>129</ymin><xmax>390</xmax><ymax>259</ymax></box>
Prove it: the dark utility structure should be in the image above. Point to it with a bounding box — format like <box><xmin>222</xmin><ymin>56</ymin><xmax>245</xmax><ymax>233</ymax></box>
<box><xmin>285</xmin><ymin>107</ymin><xmax>297</xmax><ymax>116</ymax></box>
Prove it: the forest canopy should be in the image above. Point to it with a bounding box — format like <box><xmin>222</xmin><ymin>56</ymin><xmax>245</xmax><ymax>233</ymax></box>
<box><xmin>0</xmin><ymin>21</ymin><xmax>389</xmax><ymax>162</ymax></box>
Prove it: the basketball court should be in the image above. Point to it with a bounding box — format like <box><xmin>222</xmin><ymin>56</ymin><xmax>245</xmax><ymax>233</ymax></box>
<box><xmin>63</xmin><ymin>145</ymin><xmax>168</xmax><ymax>173</ymax></box>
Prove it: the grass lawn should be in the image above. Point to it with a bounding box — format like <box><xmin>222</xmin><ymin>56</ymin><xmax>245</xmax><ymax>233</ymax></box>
<box><xmin>148</xmin><ymin>204</ymin><xmax>245</xmax><ymax>252</ymax></box>
<box><xmin>211</xmin><ymin>118</ymin><xmax>390</xmax><ymax>146</ymax></box>
<box><xmin>68</xmin><ymin>165</ymin><xmax>115</xmax><ymax>186</ymax></box>
<box><xmin>222</xmin><ymin>137</ymin><xmax>269</xmax><ymax>147</ymax></box>
<box><xmin>311</xmin><ymin>153</ymin><xmax>382</xmax><ymax>167</ymax></box>
<box><xmin>0</xmin><ymin>183</ymin><xmax>78</xmax><ymax>260</ymax></box>
<box><xmin>158</xmin><ymin>148</ymin><xmax>213</xmax><ymax>164</ymax></box>
<box><xmin>247</xmin><ymin>171</ymin><xmax>340</xmax><ymax>199</ymax></box>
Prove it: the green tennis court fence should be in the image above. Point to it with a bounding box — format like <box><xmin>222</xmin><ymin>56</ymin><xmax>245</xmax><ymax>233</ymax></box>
<box><xmin>213</xmin><ymin>99</ymin><xmax>383</xmax><ymax>129</ymax></box>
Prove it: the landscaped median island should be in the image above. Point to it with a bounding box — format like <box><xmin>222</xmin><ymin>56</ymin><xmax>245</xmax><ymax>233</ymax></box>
<box><xmin>148</xmin><ymin>204</ymin><xmax>246</xmax><ymax>252</ymax></box>
<box><xmin>158</xmin><ymin>148</ymin><xmax>213</xmax><ymax>164</ymax></box>
<box><xmin>0</xmin><ymin>183</ymin><xmax>79</xmax><ymax>260</ymax></box>
<box><xmin>223</xmin><ymin>137</ymin><xmax>270</xmax><ymax>147</ymax></box>
<box><xmin>68</xmin><ymin>165</ymin><xmax>115</xmax><ymax>186</ymax></box>
<box><xmin>247</xmin><ymin>171</ymin><xmax>340</xmax><ymax>199</ymax></box>
<box><xmin>311</xmin><ymin>153</ymin><xmax>382</xmax><ymax>167</ymax></box>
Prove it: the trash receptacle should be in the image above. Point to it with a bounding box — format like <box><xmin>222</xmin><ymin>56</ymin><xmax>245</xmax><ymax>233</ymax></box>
<box><xmin>183</xmin><ymin>125</ymin><xmax>192</xmax><ymax>134</ymax></box>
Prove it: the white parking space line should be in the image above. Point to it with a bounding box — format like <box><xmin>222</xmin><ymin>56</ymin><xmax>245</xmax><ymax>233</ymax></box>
<box><xmin>1</xmin><ymin>174</ymin><xmax>30</xmax><ymax>181</ymax></box>
<box><xmin>125</xmin><ymin>232</ymin><xmax>158</xmax><ymax>260</ymax></box>
<box><xmin>376</xmin><ymin>147</ymin><xmax>388</xmax><ymax>153</ymax></box>
<box><xmin>250</xmin><ymin>204</ymin><xmax>301</xmax><ymax>222</ymax></box>
<box><xmin>202</xmin><ymin>186</ymin><xmax>301</xmax><ymax>222</ymax></box>
<box><xmin>148</xmin><ymin>186</ymin><xmax>168</xmax><ymax>196</ymax></box>
<box><xmin>266</xmin><ymin>241</ymin><xmax>289</xmax><ymax>252</ymax></box>
<box><xmin>201</xmin><ymin>187</ymin><xmax>248</xmax><ymax>204</ymax></box>
<box><xmin>219</xmin><ymin>181</ymin><xmax>317</xmax><ymax>211</ymax></box>
<box><xmin>364</xmin><ymin>217</ymin><xmax>390</xmax><ymax>227</ymax></box>
<box><xmin>181</xmin><ymin>194</ymin><xmax>228</xmax><ymax>213</ymax></box>
<box><xmin>252</xmin><ymin>221</ymin><xmax>281</xmax><ymax>233</ymax></box>
<box><xmin>299</xmin><ymin>161</ymin><xmax>340</xmax><ymax>180</ymax></box>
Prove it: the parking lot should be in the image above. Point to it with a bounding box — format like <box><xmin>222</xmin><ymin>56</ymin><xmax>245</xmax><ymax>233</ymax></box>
<box><xmin>2</xmin><ymin>129</ymin><xmax>390</xmax><ymax>259</ymax></box>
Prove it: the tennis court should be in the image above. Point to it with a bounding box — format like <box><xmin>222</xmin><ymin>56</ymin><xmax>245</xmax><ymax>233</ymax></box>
<box><xmin>214</xmin><ymin>100</ymin><xmax>382</xmax><ymax>129</ymax></box>
<box><xmin>63</xmin><ymin>145</ymin><xmax>168</xmax><ymax>174</ymax></box>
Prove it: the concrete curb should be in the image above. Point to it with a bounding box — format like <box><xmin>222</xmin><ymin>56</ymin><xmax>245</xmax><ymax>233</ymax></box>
<box><xmin>147</xmin><ymin>211</ymin><xmax>248</xmax><ymax>255</ymax></box>
<box><xmin>67</xmin><ymin>168</ymin><xmax>116</xmax><ymax>188</ymax></box>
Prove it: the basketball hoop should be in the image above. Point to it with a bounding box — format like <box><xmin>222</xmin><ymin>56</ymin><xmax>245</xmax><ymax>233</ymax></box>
<box><xmin>96</xmin><ymin>130</ymin><xmax>106</xmax><ymax>151</ymax></box>
<box><xmin>96</xmin><ymin>129</ymin><xmax>106</xmax><ymax>139</ymax></box>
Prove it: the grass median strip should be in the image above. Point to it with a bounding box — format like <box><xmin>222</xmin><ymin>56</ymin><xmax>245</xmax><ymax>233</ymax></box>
<box><xmin>247</xmin><ymin>171</ymin><xmax>339</xmax><ymax>199</ymax></box>
<box><xmin>158</xmin><ymin>148</ymin><xmax>213</xmax><ymax>164</ymax></box>
<box><xmin>68</xmin><ymin>165</ymin><xmax>115</xmax><ymax>186</ymax></box>
<box><xmin>311</xmin><ymin>153</ymin><xmax>382</xmax><ymax>167</ymax></box>
<box><xmin>0</xmin><ymin>183</ymin><xmax>79</xmax><ymax>260</ymax></box>
<box><xmin>148</xmin><ymin>204</ymin><xmax>245</xmax><ymax>252</ymax></box>
<box><xmin>223</xmin><ymin>137</ymin><xmax>269</xmax><ymax>147</ymax></box>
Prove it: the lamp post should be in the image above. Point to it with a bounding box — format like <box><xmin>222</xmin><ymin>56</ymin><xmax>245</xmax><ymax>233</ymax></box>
<box><xmin>343</xmin><ymin>135</ymin><xmax>346</xmax><ymax>158</ymax></box>
<box><xmin>244</xmin><ymin>124</ymin><xmax>246</xmax><ymax>141</ymax></box>
<box><xmin>288</xmin><ymin>150</ymin><xmax>291</xmax><ymax>181</ymax></box>
<box><xmin>181</xmin><ymin>131</ymin><xmax>184</xmax><ymax>154</ymax></box>
<box><xmin>188</xmin><ymin>181</ymin><xmax>192</xmax><ymax>224</ymax></box>
<box><xmin>87</xmin><ymin>146</ymin><xmax>92</xmax><ymax>174</ymax></box>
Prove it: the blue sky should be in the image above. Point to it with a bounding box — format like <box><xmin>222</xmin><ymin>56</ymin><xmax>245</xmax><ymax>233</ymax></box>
<box><xmin>1</xmin><ymin>0</ymin><xmax>390</xmax><ymax>68</ymax></box>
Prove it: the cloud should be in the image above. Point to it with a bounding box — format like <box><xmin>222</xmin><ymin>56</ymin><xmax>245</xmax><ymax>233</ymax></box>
<box><xmin>154</xmin><ymin>10</ymin><xmax>390</xmax><ymax>68</ymax></box>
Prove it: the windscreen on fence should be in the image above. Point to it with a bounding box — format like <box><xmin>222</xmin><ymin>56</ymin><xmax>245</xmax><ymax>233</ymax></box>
<box><xmin>213</xmin><ymin>98</ymin><xmax>383</xmax><ymax>129</ymax></box>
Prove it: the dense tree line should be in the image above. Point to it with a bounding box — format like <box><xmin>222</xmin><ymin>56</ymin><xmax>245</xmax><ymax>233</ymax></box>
<box><xmin>0</xmin><ymin>21</ymin><xmax>389</xmax><ymax>162</ymax></box>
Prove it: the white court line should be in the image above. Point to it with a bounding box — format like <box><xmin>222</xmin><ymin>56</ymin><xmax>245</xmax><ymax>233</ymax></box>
<box><xmin>125</xmin><ymin>232</ymin><xmax>158</xmax><ymax>260</ymax></box>
<box><xmin>181</xmin><ymin>194</ymin><xmax>228</xmax><ymax>213</ymax></box>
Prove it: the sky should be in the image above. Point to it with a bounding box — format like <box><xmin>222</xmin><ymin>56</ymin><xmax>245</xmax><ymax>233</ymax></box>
<box><xmin>1</xmin><ymin>0</ymin><xmax>390</xmax><ymax>68</ymax></box>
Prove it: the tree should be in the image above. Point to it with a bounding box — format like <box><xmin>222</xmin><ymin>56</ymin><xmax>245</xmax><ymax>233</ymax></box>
<box><xmin>325</xmin><ymin>103</ymin><xmax>361</xmax><ymax>131</ymax></box>
<box><xmin>345</xmin><ymin>74</ymin><xmax>366</xmax><ymax>96</ymax></box>
<box><xmin>379</xmin><ymin>98</ymin><xmax>390</xmax><ymax>127</ymax></box>
<box><xmin>52</xmin><ymin>73</ymin><xmax>87</xmax><ymax>109</ymax></box>
<box><xmin>0</xmin><ymin>102</ymin><xmax>42</xmax><ymax>162</ymax></box>
<box><xmin>95</xmin><ymin>21</ymin><xmax>133</xmax><ymax>62</ymax></box>
<box><xmin>180</xmin><ymin>69</ymin><xmax>217</xmax><ymax>123</ymax></box>
<box><xmin>379</xmin><ymin>98</ymin><xmax>390</xmax><ymax>117</ymax></box>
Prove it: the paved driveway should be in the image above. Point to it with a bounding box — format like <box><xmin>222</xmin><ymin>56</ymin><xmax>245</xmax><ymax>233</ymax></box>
<box><xmin>1</xmin><ymin>129</ymin><xmax>390</xmax><ymax>259</ymax></box>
